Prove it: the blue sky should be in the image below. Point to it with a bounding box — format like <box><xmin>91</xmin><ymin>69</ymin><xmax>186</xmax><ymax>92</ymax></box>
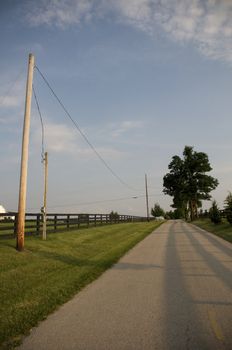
<box><xmin>1</xmin><ymin>0</ymin><xmax>232</xmax><ymax>215</ymax></box>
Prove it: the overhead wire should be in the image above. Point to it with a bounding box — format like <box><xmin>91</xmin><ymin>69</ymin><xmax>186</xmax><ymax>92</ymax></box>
<box><xmin>34</xmin><ymin>65</ymin><xmax>140</xmax><ymax>192</ymax></box>
<box><xmin>32</xmin><ymin>84</ymin><xmax>45</xmax><ymax>162</ymax></box>
<box><xmin>15</xmin><ymin>193</ymin><xmax>163</xmax><ymax>211</ymax></box>
<box><xmin>46</xmin><ymin>193</ymin><xmax>163</xmax><ymax>209</ymax></box>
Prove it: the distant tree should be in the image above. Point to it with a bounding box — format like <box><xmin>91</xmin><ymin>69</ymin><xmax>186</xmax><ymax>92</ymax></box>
<box><xmin>151</xmin><ymin>203</ymin><xmax>165</xmax><ymax>217</ymax></box>
<box><xmin>224</xmin><ymin>192</ymin><xmax>232</xmax><ymax>224</ymax></box>
<box><xmin>209</xmin><ymin>200</ymin><xmax>221</xmax><ymax>224</ymax></box>
<box><xmin>109</xmin><ymin>211</ymin><xmax>119</xmax><ymax>221</ymax></box>
<box><xmin>163</xmin><ymin>146</ymin><xmax>218</xmax><ymax>221</ymax></box>
<box><xmin>173</xmin><ymin>208</ymin><xmax>183</xmax><ymax>219</ymax></box>
<box><xmin>164</xmin><ymin>212</ymin><xmax>171</xmax><ymax>220</ymax></box>
<box><xmin>164</xmin><ymin>209</ymin><xmax>183</xmax><ymax>220</ymax></box>
<box><xmin>165</xmin><ymin>211</ymin><xmax>174</xmax><ymax>220</ymax></box>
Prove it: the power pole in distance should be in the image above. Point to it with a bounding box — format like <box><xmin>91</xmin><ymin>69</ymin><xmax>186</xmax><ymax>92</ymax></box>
<box><xmin>145</xmin><ymin>174</ymin><xmax>150</xmax><ymax>222</ymax></box>
<box><xmin>42</xmin><ymin>152</ymin><xmax>48</xmax><ymax>240</ymax></box>
<box><xmin>16</xmin><ymin>53</ymin><xmax>35</xmax><ymax>251</ymax></box>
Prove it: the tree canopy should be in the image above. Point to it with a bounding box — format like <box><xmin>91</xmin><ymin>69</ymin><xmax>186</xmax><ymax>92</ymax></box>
<box><xmin>163</xmin><ymin>146</ymin><xmax>218</xmax><ymax>220</ymax></box>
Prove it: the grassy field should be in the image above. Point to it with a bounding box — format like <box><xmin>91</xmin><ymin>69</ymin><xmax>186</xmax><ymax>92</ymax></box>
<box><xmin>0</xmin><ymin>221</ymin><xmax>162</xmax><ymax>349</ymax></box>
<box><xmin>193</xmin><ymin>218</ymin><xmax>232</xmax><ymax>243</ymax></box>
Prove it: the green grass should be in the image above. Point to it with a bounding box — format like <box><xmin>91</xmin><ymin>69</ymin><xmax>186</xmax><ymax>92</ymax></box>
<box><xmin>0</xmin><ymin>220</ymin><xmax>130</xmax><ymax>236</ymax></box>
<box><xmin>0</xmin><ymin>222</ymin><xmax>14</xmax><ymax>235</ymax></box>
<box><xmin>0</xmin><ymin>221</ymin><xmax>162</xmax><ymax>349</ymax></box>
<box><xmin>193</xmin><ymin>218</ymin><xmax>232</xmax><ymax>243</ymax></box>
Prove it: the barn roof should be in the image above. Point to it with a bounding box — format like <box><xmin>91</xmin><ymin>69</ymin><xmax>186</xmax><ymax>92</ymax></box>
<box><xmin>0</xmin><ymin>205</ymin><xmax>6</xmax><ymax>214</ymax></box>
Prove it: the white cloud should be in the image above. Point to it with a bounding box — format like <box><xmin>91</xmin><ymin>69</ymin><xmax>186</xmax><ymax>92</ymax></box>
<box><xmin>0</xmin><ymin>78</ymin><xmax>25</xmax><ymax>109</ymax></box>
<box><xmin>110</xmin><ymin>120</ymin><xmax>144</xmax><ymax>137</ymax></box>
<box><xmin>0</xmin><ymin>95</ymin><xmax>21</xmax><ymax>108</ymax></box>
<box><xmin>116</xmin><ymin>0</ymin><xmax>232</xmax><ymax>63</ymax></box>
<box><xmin>33</xmin><ymin>120</ymin><xmax>125</xmax><ymax>159</ymax></box>
<box><xmin>25</xmin><ymin>0</ymin><xmax>232</xmax><ymax>63</ymax></box>
<box><xmin>44</xmin><ymin>122</ymin><xmax>77</xmax><ymax>153</ymax></box>
<box><xmin>26</xmin><ymin>0</ymin><xmax>95</xmax><ymax>27</ymax></box>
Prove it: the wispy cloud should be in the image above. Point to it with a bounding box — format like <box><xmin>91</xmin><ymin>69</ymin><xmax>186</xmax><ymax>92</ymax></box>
<box><xmin>0</xmin><ymin>77</ymin><xmax>25</xmax><ymax>109</ymax></box>
<box><xmin>25</xmin><ymin>0</ymin><xmax>232</xmax><ymax>63</ymax></box>
<box><xmin>110</xmin><ymin>120</ymin><xmax>144</xmax><ymax>137</ymax></box>
<box><xmin>33</xmin><ymin>120</ymin><xmax>125</xmax><ymax>159</ymax></box>
<box><xmin>25</xmin><ymin>0</ymin><xmax>95</xmax><ymax>27</ymax></box>
<box><xmin>115</xmin><ymin>0</ymin><xmax>232</xmax><ymax>63</ymax></box>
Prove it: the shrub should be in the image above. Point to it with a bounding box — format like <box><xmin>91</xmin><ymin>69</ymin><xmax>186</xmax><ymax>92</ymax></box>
<box><xmin>224</xmin><ymin>192</ymin><xmax>232</xmax><ymax>224</ymax></box>
<box><xmin>151</xmin><ymin>203</ymin><xmax>165</xmax><ymax>217</ymax></box>
<box><xmin>109</xmin><ymin>211</ymin><xmax>119</xmax><ymax>221</ymax></box>
<box><xmin>209</xmin><ymin>200</ymin><xmax>221</xmax><ymax>224</ymax></box>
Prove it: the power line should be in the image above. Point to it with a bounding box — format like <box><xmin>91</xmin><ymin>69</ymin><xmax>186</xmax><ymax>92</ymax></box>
<box><xmin>47</xmin><ymin>195</ymin><xmax>146</xmax><ymax>209</ymax></box>
<box><xmin>34</xmin><ymin>65</ymin><xmax>139</xmax><ymax>191</ymax></box>
<box><xmin>12</xmin><ymin>193</ymin><xmax>163</xmax><ymax>211</ymax></box>
<box><xmin>32</xmin><ymin>84</ymin><xmax>45</xmax><ymax>161</ymax></box>
<box><xmin>7</xmin><ymin>192</ymin><xmax>164</xmax><ymax>212</ymax></box>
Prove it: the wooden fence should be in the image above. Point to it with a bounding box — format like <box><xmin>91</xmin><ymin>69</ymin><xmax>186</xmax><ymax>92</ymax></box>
<box><xmin>0</xmin><ymin>212</ymin><xmax>149</xmax><ymax>239</ymax></box>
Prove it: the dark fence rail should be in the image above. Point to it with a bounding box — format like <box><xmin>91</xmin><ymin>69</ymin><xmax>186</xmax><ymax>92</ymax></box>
<box><xmin>0</xmin><ymin>212</ymin><xmax>149</xmax><ymax>238</ymax></box>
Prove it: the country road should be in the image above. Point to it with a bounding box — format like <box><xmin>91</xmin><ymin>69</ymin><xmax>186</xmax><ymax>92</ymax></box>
<box><xmin>18</xmin><ymin>220</ymin><xmax>232</xmax><ymax>350</ymax></box>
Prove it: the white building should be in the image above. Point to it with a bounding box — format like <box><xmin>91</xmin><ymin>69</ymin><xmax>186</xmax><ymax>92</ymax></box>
<box><xmin>0</xmin><ymin>205</ymin><xmax>15</xmax><ymax>220</ymax></box>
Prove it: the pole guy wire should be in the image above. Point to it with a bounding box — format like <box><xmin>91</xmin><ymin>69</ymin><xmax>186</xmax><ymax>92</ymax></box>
<box><xmin>32</xmin><ymin>84</ymin><xmax>45</xmax><ymax>162</ymax></box>
<box><xmin>34</xmin><ymin>65</ymin><xmax>140</xmax><ymax>192</ymax></box>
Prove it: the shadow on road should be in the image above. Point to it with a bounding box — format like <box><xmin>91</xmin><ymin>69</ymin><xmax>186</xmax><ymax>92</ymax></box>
<box><xmin>183</xmin><ymin>222</ymin><xmax>232</xmax><ymax>290</ymax></box>
<box><xmin>162</xmin><ymin>221</ymin><xmax>211</xmax><ymax>349</ymax></box>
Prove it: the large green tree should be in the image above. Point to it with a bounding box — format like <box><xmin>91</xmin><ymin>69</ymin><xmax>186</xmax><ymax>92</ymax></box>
<box><xmin>163</xmin><ymin>146</ymin><xmax>218</xmax><ymax>221</ymax></box>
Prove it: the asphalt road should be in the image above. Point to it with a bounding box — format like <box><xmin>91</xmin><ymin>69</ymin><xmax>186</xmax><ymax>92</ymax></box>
<box><xmin>18</xmin><ymin>220</ymin><xmax>232</xmax><ymax>350</ymax></box>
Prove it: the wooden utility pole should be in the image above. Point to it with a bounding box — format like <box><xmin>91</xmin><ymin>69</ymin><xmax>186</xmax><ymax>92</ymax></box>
<box><xmin>16</xmin><ymin>53</ymin><xmax>35</xmax><ymax>251</ymax></box>
<box><xmin>145</xmin><ymin>174</ymin><xmax>150</xmax><ymax>221</ymax></box>
<box><xmin>42</xmin><ymin>152</ymin><xmax>48</xmax><ymax>240</ymax></box>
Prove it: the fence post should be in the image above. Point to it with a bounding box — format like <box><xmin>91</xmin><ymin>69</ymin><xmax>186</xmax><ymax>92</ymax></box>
<box><xmin>67</xmin><ymin>214</ymin><xmax>70</xmax><ymax>229</ymax></box>
<box><xmin>14</xmin><ymin>213</ymin><xmax>18</xmax><ymax>236</ymax></box>
<box><xmin>87</xmin><ymin>214</ymin><xmax>89</xmax><ymax>227</ymax></box>
<box><xmin>36</xmin><ymin>214</ymin><xmax>40</xmax><ymax>235</ymax></box>
<box><xmin>94</xmin><ymin>214</ymin><xmax>97</xmax><ymax>226</ymax></box>
<box><xmin>78</xmin><ymin>215</ymin><xmax>80</xmax><ymax>229</ymax></box>
<box><xmin>54</xmin><ymin>215</ymin><xmax>57</xmax><ymax>231</ymax></box>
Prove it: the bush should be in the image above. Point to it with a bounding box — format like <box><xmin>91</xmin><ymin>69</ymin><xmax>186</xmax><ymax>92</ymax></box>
<box><xmin>224</xmin><ymin>192</ymin><xmax>232</xmax><ymax>224</ymax></box>
<box><xmin>151</xmin><ymin>203</ymin><xmax>165</xmax><ymax>217</ymax></box>
<box><xmin>209</xmin><ymin>200</ymin><xmax>221</xmax><ymax>224</ymax></box>
<box><xmin>226</xmin><ymin>212</ymin><xmax>232</xmax><ymax>224</ymax></box>
<box><xmin>109</xmin><ymin>211</ymin><xmax>119</xmax><ymax>221</ymax></box>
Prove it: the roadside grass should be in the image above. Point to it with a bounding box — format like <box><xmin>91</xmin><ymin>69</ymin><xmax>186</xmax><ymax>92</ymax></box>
<box><xmin>0</xmin><ymin>220</ymin><xmax>123</xmax><ymax>237</ymax></box>
<box><xmin>0</xmin><ymin>221</ymin><xmax>162</xmax><ymax>349</ymax></box>
<box><xmin>0</xmin><ymin>222</ymin><xmax>14</xmax><ymax>235</ymax></box>
<box><xmin>193</xmin><ymin>218</ymin><xmax>232</xmax><ymax>243</ymax></box>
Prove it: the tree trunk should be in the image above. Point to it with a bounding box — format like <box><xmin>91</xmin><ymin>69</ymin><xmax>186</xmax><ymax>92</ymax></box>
<box><xmin>190</xmin><ymin>200</ymin><xmax>194</xmax><ymax>221</ymax></box>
